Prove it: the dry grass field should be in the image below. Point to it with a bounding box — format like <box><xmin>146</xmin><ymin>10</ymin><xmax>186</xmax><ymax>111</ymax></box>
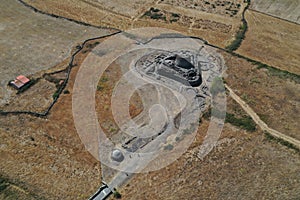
<box><xmin>237</xmin><ymin>10</ymin><xmax>300</xmax><ymax>75</ymax></box>
<box><xmin>21</xmin><ymin>0</ymin><xmax>134</xmax><ymax>29</ymax></box>
<box><xmin>95</xmin><ymin>60</ymin><xmax>144</xmax><ymax>140</ymax></box>
<box><xmin>119</xmin><ymin>97</ymin><xmax>300</xmax><ymax>199</ymax></box>
<box><xmin>0</xmin><ymin>0</ymin><xmax>112</xmax><ymax>106</ymax></box>
<box><xmin>0</xmin><ymin>38</ymin><xmax>111</xmax><ymax>200</ymax></box>
<box><xmin>1</xmin><ymin>0</ymin><xmax>300</xmax><ymax>199</ymax></box>
<box><xmin>22</xmin><ymin>0</ymin><xmax>247</xmax><ymax>48</ymax></box>
<box><xmin>121</xmin><ymin>131</ymin><xmax>300</xmax><ymax>199</ymax></box>
<box><xmin>138</xmin><ymin>4</ymin><xmax>241</xmax><ymax>47</ymax></box>
<box><xmin>221</xmin><ymin>50</ymin><xmax>300</xmax><ymax>140</ymax></box>
<box><xmin>160</xmin><ymin>0</ymin><xmax>244</xmax><ymax>18</ymax></box>
<box><xmin>251</xmin><ymin>0</ymin><xmax>300</xmax><ymax>24</ymax></box>
<box><xmin>0</xmin><ymin>79</ymin><xmax>56</xmax><ymax>113</ymax></box>
<box><xmin>0</xmin><ymin>98</ymin><xmax>103</xmax><ymax>200</ymax></box>
<box><xmin>90</xmin><ymin>0</ymin><xmax>156</xmax><ymax>17</ymax></box>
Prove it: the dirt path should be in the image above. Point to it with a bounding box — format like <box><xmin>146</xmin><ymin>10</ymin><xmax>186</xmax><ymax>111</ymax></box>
<box><xmin>225</xmin><ymin>84</ymin><xmax>300</xmax><ymax>149</ymax></box>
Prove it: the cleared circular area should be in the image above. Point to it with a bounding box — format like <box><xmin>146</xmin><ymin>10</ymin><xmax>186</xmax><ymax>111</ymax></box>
<box><xmin>72</xmin><ymin>27</ymin><xmax>226</xmax><ymax>175</ymax></box>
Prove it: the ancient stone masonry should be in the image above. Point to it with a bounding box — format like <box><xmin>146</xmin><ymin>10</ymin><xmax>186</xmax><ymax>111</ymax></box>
<box><xmin>135</xmin><ymin>50</ymin><xmax>202</xmax><ymax>87</ymax></box>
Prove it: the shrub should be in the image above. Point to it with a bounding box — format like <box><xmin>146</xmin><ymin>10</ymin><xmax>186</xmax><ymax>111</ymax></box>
<box><xmin>97</xmin><ymin>85</ymin><xmax>103</xmax><ymax>91</ymax></box>
<box><xmin>100</xmin><ymin>76</ymin><xmax>108</xmax><ymax>82</ymax></box>
<box><xmin>170</xmin><ymin>18</ymin><xmax>179</xmax><ymax>23</ymax></box>
<box><xmin>151</xmin><ymin>13</ymin><xmax>164</xmax><ymax>20</ymax></box>
<box><xmin>225</xmin><ymin>113</ymin><xmax>256</xmax><ymax>132</ymax></box>
<box><xmin>143</xmin><ymin>8</ymin><xmax>166</xmax><ymax>21</ymax></box>
<box><xmin>226</xmin><ymin>20</ymin><xmax>248</xmax><ymax>51</ymax></box>
<box><xmin>52</xmin><ymin>91</ymin><xmax>59</xmax><ymax>100</ymax></box>
<box><xmin>144</xmin><ymin>10</ymin><xmax>152</xmax><ymax>17</ymax></box>
<box><xmin>256</xmin><ymin>63</ymin><xmax>300</xmax><ymax>84</ymax></box>
<box><xmin>0</xmin><ymin>184</ymin><xmax>8</xmax><ymax>193</ymax></box>
<box><xmin>264</xmin><ymin>131</ymin><xmax>299</xmax><ymax>152</ymax></box>
<box><xmin>150</xmin><ymin>7</ymin><xmax>160</xmax><ymax>12</ymax></box>
<box><xmin>0</xmin><ymin>178</ymin><xmax>9</xmax><ymax>193</ymax></box>
<box><xmin>63</xmin><ymin>90</ymin><xmax>70</xmax><ymax>94</ymax></box>
<box><xmin>172</xmin><ymin>13</ymin><xmax>180</xmax><ymax>18</ymax></box>
<box><xmin>114</xmin><ymin>191</ymin><xmax>122</xmax><ymax>199</ymax></box>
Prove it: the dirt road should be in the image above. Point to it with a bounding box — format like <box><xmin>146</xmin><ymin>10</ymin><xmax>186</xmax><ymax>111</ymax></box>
<box><xmin>225</xmin><ymin>84</ymin><xmax>300</xmax><ymax>149</ymax></box>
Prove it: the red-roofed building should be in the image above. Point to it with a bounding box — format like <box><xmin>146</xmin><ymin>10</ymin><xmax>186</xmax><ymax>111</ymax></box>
<box><xmin>10</xmin><ymin>75</ymin><xmax>30</xmax><ymax>89</ymax></box>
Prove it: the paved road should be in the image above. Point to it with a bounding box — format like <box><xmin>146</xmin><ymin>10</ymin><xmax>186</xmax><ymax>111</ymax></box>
<box><xmin>225</xmin><ymin>84</ymin><xmax>300</xmax><ymax>149</ymax></box>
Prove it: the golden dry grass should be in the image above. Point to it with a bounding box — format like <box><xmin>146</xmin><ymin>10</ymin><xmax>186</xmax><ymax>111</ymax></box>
<box><xmin>237</xmin><ymin>10</ymin><xmax>300</xmax><ymax>75</ymax></box>
<box><xmin>221</xmin><ymin>49</ymin><xmax>300</xmax><ymax>140</ymax></box>
<box><xmin>120</xmin><ymin>105</ymin><xmax>300</xmax><ymax>199</ymax></box>
<box><xmin>22</xmin><ymin>0</ymin><xmax>245</xmax><ymax>48</ymax></box>
<box><xmin>3</xmin><ymin>1</ymin><xmax>300</xmax><ymax>199</ymax></box>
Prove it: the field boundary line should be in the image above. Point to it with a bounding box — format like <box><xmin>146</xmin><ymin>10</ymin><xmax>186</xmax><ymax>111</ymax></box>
<box><xmin>0</xmin><ymin>31</ymin><xmax>121</xmax><ymax>118</ymax></box>
<box><xmin>1</xmin><ymin>33</ymin><xmax>299</xmax><ymax>117</ymax></box>
<box><xmin>3</xmin><ymin>1</ymin><xmax>299</xmax><ymax>119</ymax></box>
<box><xmin>248</xmin><ymin>8</ymin><xmax>300</xmax><ymax>26</ymax></box>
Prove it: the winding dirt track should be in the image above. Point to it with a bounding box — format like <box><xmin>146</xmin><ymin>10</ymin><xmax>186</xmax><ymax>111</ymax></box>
<box><xmin>225</xmin><ymin>84</ymin><xmax>300</xmax><ymax>149</ymax></box>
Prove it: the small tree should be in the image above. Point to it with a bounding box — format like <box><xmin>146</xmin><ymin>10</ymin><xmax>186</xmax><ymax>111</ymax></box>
<box><xmin>114</xmin><ymin>191</ymin><xmax>122</xmax><ymax>199</ymax></box>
